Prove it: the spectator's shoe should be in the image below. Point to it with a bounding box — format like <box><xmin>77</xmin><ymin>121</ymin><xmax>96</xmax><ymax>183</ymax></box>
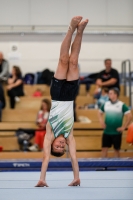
<box><xmin>28</xmin><ymin>144</ymin><xmax>39</xmax><ymax>152</ymax></box>
<box><xmin>15</xmin><ymin>96</ymin><xmax>20</xmax><ymax>102</ymax></box>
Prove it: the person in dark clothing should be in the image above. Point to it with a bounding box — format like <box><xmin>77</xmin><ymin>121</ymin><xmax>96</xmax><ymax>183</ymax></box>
<box><xmin>7</xmin><ymin>66</ymin><xmax>24</xmax><ymax>109</ymax></box>
<box><xmin>0</xmin><ymin>83</ymin><xmax>6</xmax><ymax>121</ymax></box>
<box><xmin>94</xmin><ymin>59</ymin><xmax>120</xmax><ymax>98</ymax></box>
<box><xmin>0</xmin><ymin>52</ymin><xmax>9</xmax><ymax>83</ymax></box>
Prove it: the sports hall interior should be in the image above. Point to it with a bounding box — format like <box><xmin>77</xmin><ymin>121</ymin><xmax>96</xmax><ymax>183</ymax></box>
<box><xmin>0</xmin><ymin>0</ymin><xmax>133</xmax><ymax>160</ymax></box>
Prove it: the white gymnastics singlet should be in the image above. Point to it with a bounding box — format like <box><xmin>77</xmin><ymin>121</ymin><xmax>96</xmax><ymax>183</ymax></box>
<box><xmin>48</xmin><ymin>100</ymin><xmax>74</xmax><ymax>138</ymax></box>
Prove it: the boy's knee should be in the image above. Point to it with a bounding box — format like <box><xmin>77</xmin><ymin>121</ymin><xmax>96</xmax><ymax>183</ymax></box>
<box><xmin>69</xmin><ymin>58</ymin><xmax>78</xmax><ymax>70</ymax></box>
<box><xmin>60</xmin><ymin>55</ymin><xmax>69</xmax><ymax>65</ymax></box>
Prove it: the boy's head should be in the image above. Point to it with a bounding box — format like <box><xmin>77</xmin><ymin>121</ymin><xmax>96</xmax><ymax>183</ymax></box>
<box><xmin>40</xmin><ymin>99</ymin><xmax>51</xmax><ymax>112</ymax></box>
<box><xmin>51</xmin><ymin>135</ymin><xmax>66</xmax><ymax>157</ymax></box>
<box><xmin>109</xmin><ymin>87</ymin><xmax>120</xmax><ymax>101</ymax></box>
<box><xmin>104</xmin><ymin>59</ymin><xmax>112</xmax><ymax>72</ymax></box>
<box><xmin>101</xmin><ymin>87</ymin><xmax>109</xmax><ymax>95</ymax></box>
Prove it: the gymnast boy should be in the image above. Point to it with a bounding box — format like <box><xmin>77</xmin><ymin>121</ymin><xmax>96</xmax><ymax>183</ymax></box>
<box><xmin>36</xmin><ymin>16</ymin><xmax>88</xmax><ymax>187</ymax></box>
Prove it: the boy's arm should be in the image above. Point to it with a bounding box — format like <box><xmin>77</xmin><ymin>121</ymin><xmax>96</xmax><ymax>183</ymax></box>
<box><xmin>7</xmin><ymin>79</ymin><xmax>23</xmax><ymax>89</ymax></box>
<box><xmin>117</xmin><ymin>112</ymin><xmax>132</xmax><ymax>132</ymax></box>
<box><xmin>94</xmin><ymin>79</ymin><xmax>102</xmax><ymax>94</ymax></box>
<box><xmin>101</xmin><ymin>78</ymin><xmax>117</xmax><ymax>86</ymax></box>
<box><xmin>117</xmin><ymin>104</ymin><xmax>132</xmax><ymax>132</ymax></box>
<box><xmin>67</xmin><ymin>130</ymin><xmax>80</xmax><ymax>185</ymax></box>
<box><xmin>98</xmin><ymin>110</ymin><xmax>106</xmax><ymax>129</ymax></box>
<box><xmin>35</xmin><ymin>125</ymin><xmax>53</xmax><ymax>187</ymax></box>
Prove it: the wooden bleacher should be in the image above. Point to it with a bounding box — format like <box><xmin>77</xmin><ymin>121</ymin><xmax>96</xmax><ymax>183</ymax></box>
<box><xmin>5</xmin><ymin>95</ymin><xmax>129</xmax><ymax>109</ymax></box>
<box><xmin>0</xmin><ymin>84</ymin><xmax>132</xmax><ymax>159</ymax></box>
<box><xmin>0</xmin><ymin>109</ymin><xmax>133</xmax><ymax>154</ymax></box>
<box><xmin>0</xmin><ymin>122</ymin><xmax>37</xmax><ymax>130</ymax></box>
<box><xmin>1</xmin><ymin>151</ymin><xmax>133</xmax><ymax>159</ymax></box>
<box><xmin>5</xmin><ymin>95</ymin><xmax>95</xmax><ymax>109</ymax></box>
<box><xmin>3</xmin><ymin>83</ymin><xmax>125</xmax><ymax>97</ymax></box>
<box><xmin>0</xmin><ymin>129</ymin><xmax>133</xmax><ymax>151</ymax></box>
<box><xmin>79</xmin><ymin>84</ymin><xmax>125</xmax><ymax>96</ymax></box>
<box><xmin>3</xmin><ymin>84</ymin><xmax>50</xmax><ymax>97</ymax></box>
<box><xmin>2</xmin><ymin>109</ymin><xmax>100</xmax><ymax>122</ymax></box>
<box><xmin>5</xmin><ymin>96</ymin><xmax>51</xmax><ymax>109</ymax></box>
<box><xmin>2</xmin><ymin>109</ymin><xmax>38</xmax><ymax>122</ymax></box>
<box><xmin>4</xmin><ymin>84</ymin><xmax>129</xmax><ymax>108</ymax></box>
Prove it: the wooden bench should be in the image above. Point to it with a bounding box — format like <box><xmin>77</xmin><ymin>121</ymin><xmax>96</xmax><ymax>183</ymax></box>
<box><xmin>1</xmin><ymin>108</ymin><xmax>132</xmax><ymax>126</ymax></box>
<box><xmin>24</xmin><ymin>84</ymin><xmax>124</xmax><ymax>97</ymax></box>
<box><xmin>5</xmin><ymin>96</ymin><xmax>51</xmax><ymax>109</ymax></box>
<box><xmin>76</xmin><ymin>109</ymin><xmax>99</xmax><ymax>121</ymax></box>
<box><xmin>0</xmin><ymin>129</ymin><xmax>132</xmax><ymax>152</ymax></box>
<box><xmin>0</xmin><ymin>151</ymin><xmax>133</xmax><ymax>159</ymax></box>
<box><xmin>0</xmin><ymin>123</ymin><xmax>102</xmax><ymax>142</ymax></box>
<box><xmin>2</xmin><ymin>108</ymin><xmax>99</xmax><ymax>123</ymax></box>
<box><xmin>24</xmin><ymin>84</ymin><xmax>50</xmax><ymax>96</ymax></box>
<box><xmin>3</xmin><ymin>108</ymin><xmax>132</xmax><ymax>121</ymax></box>
<box><xmin>4</xmin><ymin>83</ymin><xmax>125</xmax><ymax>97</ymax></box>
<box><xmin>77</xmin><ymin>95</ymin><xmax>130</xmax><ymax>106</ymax></box>
<box><xmin>3</xmin><ymin>84</ymin><xmax>50</xmax><ymax>96</ymax></box>
<box><xmin>74</xmin><ymin>130</ymin><xmax>133</xmax><ymax>151</ymax></box>
<box><xmin>4</xmin><ymin>84</ymin><xmax>129</xmax><ymax>109</ymax></box>
<box><xmin>76</xmin><ymin>109</ymin><xmax>133</xmax><ymax>122</ymax></box>
<box><xmin>0</xmin><ymin>122</ymin><xmax>37</xmax><ymax>130</ymax></box>
<box><xmin>0</xmin><ymin>107</ymin><xmax>132</xmax><ymax>153</ymax></box>
<box><xmin>79</xmin><ymin>84</ymin><xmax>125</xmax><ymax>96</ymax></box>
<box><xmin>5</xmin><ymin>95</ymin><xmax>94</xmax><ymax>109</ymax></box>
<box><xmin>119</xmin><ymin>96</ymin><xmax>130</xmax><ymax>106</ymax></box>
<box><xmin>2</xmin><ymin>109</ymin><xmax>38</xmax><ymax>122</ymax></box>
<box><xmin>0</xmin><ymin>134</ymin><xmax>132</xmax><ymax>152</ymax></box>
<box><xmin>76</xmin><ymin>96</ymin><xmax>94</xmax><ymax>106</ymax></box>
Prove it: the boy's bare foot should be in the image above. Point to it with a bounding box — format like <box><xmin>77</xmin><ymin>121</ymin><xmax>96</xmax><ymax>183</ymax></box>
<box><xmin>35</xmin><ymin>180</ymin><xmax>49</xmax><ymax>187</ymax></box>
<box><xmin>68</xmin><ymin>179</ymin><xmax>80</xmax><ymax>186</ymax></box>
<box><xmin>69</xmin><ymin>16</ymin><xmax>83</xmax><ymax>33</ymax></box>
<box><xmin>77</xmin><ymin>19</ymin><xmax>89</xmax><ymax>33</ymax></box>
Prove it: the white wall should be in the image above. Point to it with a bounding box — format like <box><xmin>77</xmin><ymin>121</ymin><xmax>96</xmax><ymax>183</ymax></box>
<box><xmin>0</xmin><ymin>0</ymin><xmax>133</xmax><ymax>75</ymax></box>
<box><xmin>0</xmin><ymin>0</ymin><xmax>133</xmax><ymax>26</ymax></box>
<box><xmin>0</xmin><ymin>34</ymin><xmax>133</xmax><ymax>74</ymax></box>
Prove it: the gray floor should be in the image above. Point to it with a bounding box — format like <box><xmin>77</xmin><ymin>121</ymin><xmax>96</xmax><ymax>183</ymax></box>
<box><xmin>0</xmin><ymin>171</ymin><xmax>133</xmax><ymax>200</ymax></box>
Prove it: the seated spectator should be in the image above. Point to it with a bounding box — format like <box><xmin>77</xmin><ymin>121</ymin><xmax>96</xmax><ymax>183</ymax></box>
<box><xmin>0</xmin><ymin>83</ymin><xmax>6</xmax><ymax>121</ymax></box>
<box><xmin>28</xmin><ymin>99</ymin><xmax>51</xmax><ymax>151</ymax></box>
<box><xmin>97</xmin><ymin>87</ymin><xmax>109</xmax><ymax>108</ymax></box>
<box><xmin>94</xmin><ymin>59</ymin><xmax>120</xmax><ymax>99</ymax></box>
<box><xmin>0</xmin><ymin>52</ymin><xmax>9</xmax><ymax>83</ymax></box>
<box><xmin>85</xmin><ymin>87</ymin><xmax>109</xmax><ymax>109</ymax></box>
<box><xmin>7</xmin><ymin>66</ymin><xmax>24</xmax><ymax>109</ymax></box>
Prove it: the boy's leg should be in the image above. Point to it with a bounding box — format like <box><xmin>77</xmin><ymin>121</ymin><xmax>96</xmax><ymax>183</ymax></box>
<box><xmin>54</xmin><ymin>16</ymin><xmax>82</xmax><ymax>80</ymax></box>
<box><xmin>101</xmin><ymin>147</ymin><xmax>108</xmax><ymax>158</ymax></box>
<box><xmin>113</xmin><ymin>134</ymin><xmax>121</xmax><ymax>158</ymax></box>
<box><xmin>67</xmin><ymin>19</ymin><xmax>88</xmax><ymax>81</ymax></box>
<box><xmin>114</xmin><ymin>149</ymin><xmax>120</xmax><ymax>158</ymax></box>
<box><xmin>7</xmin><ymin>89</ymin><xmax>16</xmax><ymax>109</ymax></box>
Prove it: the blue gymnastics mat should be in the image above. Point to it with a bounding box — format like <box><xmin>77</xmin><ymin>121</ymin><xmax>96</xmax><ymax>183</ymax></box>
<box><xmin>0</xmin><ymin>158</ymin><xmax>133</xmax><ymax>171</ymax></box>
<box><xmin>0</xmin><ymin>171</ymin><xmax>133</xmax><ymax>200</ymax></box>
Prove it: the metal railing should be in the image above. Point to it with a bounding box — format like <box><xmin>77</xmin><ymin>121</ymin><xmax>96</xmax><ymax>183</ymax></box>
<box><xmin>121</xmin><ymin>60</ymin><xmax>132</xmax><ymax>107</ymax></box>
